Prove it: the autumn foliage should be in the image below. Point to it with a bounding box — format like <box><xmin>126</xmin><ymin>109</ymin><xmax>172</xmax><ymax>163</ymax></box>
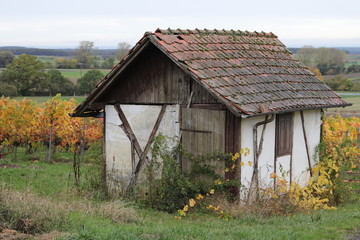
<box><xmin>0</xmin><ymin>96</ymin><xmax>102</xmax><ymax>157</ymax></box>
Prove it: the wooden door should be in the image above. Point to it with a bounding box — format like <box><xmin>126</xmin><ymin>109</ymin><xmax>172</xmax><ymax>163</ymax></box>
<box><xmin>180</xmin><ymin>107</ymin><xmax>226</xmax><ymax>174</ymax></box>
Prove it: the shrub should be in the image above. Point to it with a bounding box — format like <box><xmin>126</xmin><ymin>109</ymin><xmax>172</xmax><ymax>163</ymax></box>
<box><xmin>143</xmin><ymin>135</ymin><xmax>192</xmax><ymax>212</ymax></box>
<box><xmin>141</xmin><ymin>135</ymin><xmax>236</xmax><ymax>213</ymax></box>
<box><xmin>324</xmin><ymin>75</ymin><xmax>353</xmax><ymax>91</ymax></box>
<box><xmin>0</xmin><ymin>83</ymin><xmax>18</xmax><ymax>96</ymax></box>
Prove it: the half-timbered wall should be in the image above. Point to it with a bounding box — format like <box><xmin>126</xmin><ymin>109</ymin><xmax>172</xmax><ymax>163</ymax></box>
<box><xmin>105</xmin><ymin>104</ymin><xmax>180</xmax><ymax>193</ymax></box>
<box><xmin>240</xmin><ymin>109</ymin><xmax>322</xmax><ymax>197</ymax></box>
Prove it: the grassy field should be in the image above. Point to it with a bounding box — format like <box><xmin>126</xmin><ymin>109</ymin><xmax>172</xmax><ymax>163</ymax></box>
<box><xmin>56</xmin><ymin>69</ymin><xmax>111</xmax><ymax>84</ymax></box>
<box><xmin>0</xmin><ymin>147</ymin><xmax>359</xmax><ymax>240</ymax></box>
<box><xmin>327</xmin><ymin>95</ymin><xmax>360</xmax><ymax>117</ymax></box>
<box><xmin>345</xmin><ymin>54</ymin><xmax>360</xmax><ymax>68</ymax></box>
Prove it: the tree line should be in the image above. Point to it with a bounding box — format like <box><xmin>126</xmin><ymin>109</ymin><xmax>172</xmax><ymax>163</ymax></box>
<box><xmin>295</xmin><ymin>46</ymin><xmax>360</xmax><ymax>91</ymax></box>
<box><xmin>0</xmin><ymin>54</ymin><xmax>106</xmax><ymax>96</ymax></box>
<box><xmin>0</xmin><ymin>41</ymin><xmax>132</xmax><ymax>96</ymax></box>
<box><xmin>0</xmin><ymin>41</ymin><xmax>131</xmax><ymax>69</ymax></box>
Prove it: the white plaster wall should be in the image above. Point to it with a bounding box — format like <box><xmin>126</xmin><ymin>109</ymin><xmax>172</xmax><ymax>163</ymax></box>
<box><xmin>240</xmin><ymin>116</ymin><xmax>276</xmax><ymax>192</ymax></box>
<box><xmin>105</xmin><ymin>104</ymin><xmax>180</xmax><ymax>193</ymax></box>
<box><xmin>240</xmin><ymin>110</ymin><xmax>322</xmax><ymax>197</ymax></box>
<box><xmin>292</xmin><ymin>110</ymin><xmax>322</xmax><ymax>186</ymax></box>
<box><xmin>105</xmin><ymin>105</ymin><xmax>132</xmax><ymax>193</ymax></box>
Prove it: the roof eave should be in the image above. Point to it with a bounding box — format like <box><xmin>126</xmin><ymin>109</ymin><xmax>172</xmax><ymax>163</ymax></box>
<box><xmin>241</xmin><ymin>103</ymin><xmax>352</xmax><ymax>118</ymax></box>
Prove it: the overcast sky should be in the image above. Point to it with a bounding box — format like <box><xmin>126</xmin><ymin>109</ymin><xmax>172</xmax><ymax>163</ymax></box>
<box><xmin>1</xmin><ymin>0</ymin><xmax>359</xmax><ymax>48</ymax></box>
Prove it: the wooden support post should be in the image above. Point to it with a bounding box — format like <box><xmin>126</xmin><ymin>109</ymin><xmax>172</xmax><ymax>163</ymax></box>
<box><xmin>114</xmin><ymin>104</ymin><xmax>143</xmax><ymax>158</ymax></box>
<box><xmin>300</xmin><ymin>111</ymin><xmax>312</xmax><ymax>177</ymax></box>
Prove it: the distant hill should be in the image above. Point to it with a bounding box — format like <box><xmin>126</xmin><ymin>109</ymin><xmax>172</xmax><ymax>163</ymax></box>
<box><xmin>288</xmin><ymin>47</ymin><xmax>360</xmax><ymax>54</ymax></box>
<box><xmin>0</xmin><ymin>46</ymin><xmax>117</xmax><ymax>57</ymax></box>
<box><xmin>1</xmin><ymin>46</ymin><xmax>359</xmax><ymax>58</ymax></box>
<box><xmin>335</xmin><ymin>47</ymin><xmax>360</xmax><ymax>54</ymax></box>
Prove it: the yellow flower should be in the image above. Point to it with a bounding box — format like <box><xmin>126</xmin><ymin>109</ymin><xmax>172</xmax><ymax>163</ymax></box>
<box><xmin>209</xmin><ymin>189</ymin><xmax>215</xmax><ymax>195</ymax></box>
<box><xmin>206</xmin><ymin>205</ymin><xmax>213</xmax><ymax>209</ymax></box>
<box><xmin>214</xmin><ymin>206</ymin><xmax>220</xmax><ymax>211</ymax></box>
<box><xmin>244</xmin><ymin>147</ymin><xmax>250</xmax><ymax>156</ymax></box>
<box><xmin>248</xmin><ymin>161</ymin><xmax>252</xmax><ymax>166</ymax></box>
<box><xmin>240</xmin><ymin>161</ymin><xmax>245</xmax><ymax>167</ymax></box>
<box><xmin>196</xmin><ymin>194</ymin><xmax>204</xmax><ymax>200</ymax></box>
<box><xmin>214</xmin><ymin>179</ymin><xmax>222</xmax><ymax>185</ymax></box>
<box><xmin>231</xmin><ymin>164</ymin><xmax>236</xmax><ymax>170</ymax></box>
<box><xmin>225</xmin><ymin>168</ymin><xmax>229</xmax><ymax>172</ymax></box>
<box><xmin>270</xmin><ymin>172</ymin><xmax>278</xmax><ymax>179</ymax></box>
<box><xmin>183</xmin><ymin>205</ymin><xmax>189</xmax><ymax>212</ymax></box>
<box><xmin>189</xmin><ymin>198</ymin><xmax>196</xmax><ymax>207</ymax></box>
<box><xmin>178</xmin><ymin>209</ymin><xmax>186</xmax><ymax>216</ymax></box>
<box><xmin>232</xmin><ymin>152</ymin><xmax>240</xmax><ymax>161</ymax></box>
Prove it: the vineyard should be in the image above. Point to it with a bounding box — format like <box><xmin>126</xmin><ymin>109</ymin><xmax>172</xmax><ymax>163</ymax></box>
<box><xmin>0</xmin><ymin>95</ymin><xmax>102</xmax><ymax>160</ymax></box>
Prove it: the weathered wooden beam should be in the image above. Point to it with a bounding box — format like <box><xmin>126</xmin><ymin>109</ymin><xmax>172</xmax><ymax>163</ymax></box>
<box><xmin>181</xmin><ymin>104</ymin><xmax>226</xmax><ymax>110</ymax></box>
<box><xmin>187</xmin><ymin>91</ymin><xmax>194</xmax><ymax>108</ymax></box>
<box><xmin>114</xmin><ymin>104</ymin><xmax>143</xmax><ymax>159</ymax></box>
<box><xmin>180</xmin><ymin>128</ymin><xmax>212</xmax><ymax>134</ymax></box>
<box><xmin>300</xmin><ymin>111</ymin><xmax>312</xmax><ymax>177</ymax></box>
<box><xmin>257</xmin><ymin>115</ymin><xmax>269</xmax><ymax>158</ymax></box>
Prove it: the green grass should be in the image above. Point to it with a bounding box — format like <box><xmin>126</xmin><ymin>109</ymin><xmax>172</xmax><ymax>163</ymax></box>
<box><xmin>37</xmin><ymin>55</ymin><xmax>57</xmax><ymax>65</ymax></box>
<box><xmin>0</xmin><ymin>149</ymin><xmax>74</xmax><ymax>196</ymax></box>
<box><xmin>57</xmin><ymin>69</ymin><xmax>110</xmax><ymax>84</ymax></box>
<box><xmin>0</xmin><ymin>148</ymin><xmax>359</xmax><ymax>239</ymax></box>
<box><xmin>63</xmin><ymin>206</ymin><xmax>360</xmax><ymax>240</ymax></box>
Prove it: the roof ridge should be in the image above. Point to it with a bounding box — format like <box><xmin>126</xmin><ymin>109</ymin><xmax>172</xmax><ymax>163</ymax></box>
<box><xmin>154</xmin><ymin>28</ymin><xmax>277</xmax><ymax>38</ymax></box>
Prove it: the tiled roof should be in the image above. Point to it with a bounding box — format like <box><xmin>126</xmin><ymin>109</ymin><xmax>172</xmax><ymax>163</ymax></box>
<box><xmin>147</xmin><ymin>28</ymin><xmax>349</xmax><ymax>116</ymax></box>
<box><xmin>73</xmin><ymin>28</ymin><xmax>350</xmax><ymax>117</ymax></box>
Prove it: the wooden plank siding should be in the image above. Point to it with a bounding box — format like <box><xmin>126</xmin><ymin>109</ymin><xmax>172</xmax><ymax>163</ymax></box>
<box><xmin>180</xmin><ymin>107</ymin><xmax>226</xmax><ymax>175</ymax></box>
<box><xmin>97</xmin><ymin>44</ymin><xmax>218</xmax><ymax>105</ymax></box>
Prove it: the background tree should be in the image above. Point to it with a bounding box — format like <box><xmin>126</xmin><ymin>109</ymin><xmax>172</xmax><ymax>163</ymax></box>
<box><xmin>0</xmin><ymin>54</ymin><xmax>49</xmax><ymax>95</ymax></box>
<box><xmin>76</xmin><ymin>41</ymin><xmax>95</xmax><ymax>68</ymax></box>
<box><xmin>55</xmin><ymin>57</ymin><xmax>79</xmax><ymax>69</ymax></box>
<box><xmin>77</xmin><ymin>70</ymin><xmax>104</xmax><ymax>95</ymax></box>
<box><xmin>296</xmin><ymin>46</ymin><xmax>346</xmax><ymax>75</ymax></box>
<box><xmin>0</xmin><ymin>51</ymin><xmax>15</xmax><ymax>67</ymax></box>
<box><xmin>116</xmin><ymin>42</ymin><xmax>131</xmax><ymax>60</ymax></box>
<box><xmin>101</xmin><ymin>57</ymin><xmax>115</xmax><ymax>69</ymax></box>
<box><xmin>47</xmin><ymin>70</ymin><xmax>76</xmax><ymax>96</ymax></box>
<box><xmin>315</xmin><ymin>47</ymin><xmax>346</xmax><ymax>75</ymax></box>
<box><xmin>296</xmin><ymin>45</ymin><xmax>316</xmax><ymax>67</ymax></box>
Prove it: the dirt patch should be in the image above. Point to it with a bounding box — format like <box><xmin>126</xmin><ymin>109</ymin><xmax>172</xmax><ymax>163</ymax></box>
<box><xmin>0</xmin><ymin>164</ymin><xmax>41</xmax><ymax>170</ymax></box>
<box><xmin>0</xmin><ymin>228</ymin><xmax>29</xmax><ymax>240</ymax></box>
<box><xmin>0</xmin><ymin>228</ymin><xmax>64</xmax><ymax>240</ymax></box>
<box><xmin>0</xmin><ymin>164</ymin><xmax>21</xmax><ymax>169</ymax></box>
<box><xmin>347</xmin><ymin>229</ymin><xmax>360</xmax><ymax>240</ymax></box>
